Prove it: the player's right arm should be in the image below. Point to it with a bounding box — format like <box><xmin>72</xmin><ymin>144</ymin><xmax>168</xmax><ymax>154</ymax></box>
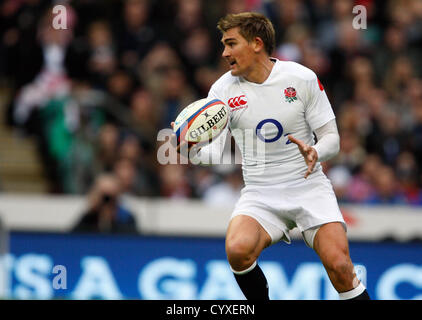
<box><xmin>170</xmin><ymin>83</ymin><xmax>230</xmax><ymax>165</ymax></box>
<box><xmin>170</xmin><ymin>120</ymin><xmax>229</xmax><ymax>165</ymax></box>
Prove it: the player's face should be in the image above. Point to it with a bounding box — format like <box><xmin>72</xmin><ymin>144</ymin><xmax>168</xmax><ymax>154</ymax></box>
<box><xmin>221</xmin><ymin>28</ymin><xmax>257</xmax><ymax>77</ymax></box>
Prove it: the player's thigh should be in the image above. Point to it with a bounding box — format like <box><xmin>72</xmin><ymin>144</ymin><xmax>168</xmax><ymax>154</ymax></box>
<box><xmin>313</xmin><ymin>222</ymin><xmax>353</xmax><ymax>271</ymax></box>
<box><xmin>225</xmin><ymin>214</ymin><xmax>272</xmax><ymax>259</ymax></box>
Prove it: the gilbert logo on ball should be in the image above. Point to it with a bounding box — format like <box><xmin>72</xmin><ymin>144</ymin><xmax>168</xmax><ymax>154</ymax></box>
<box><xmin>173</xmin><ymin>98</ymin><xmax>229</xmax><ymax>147</ymax></box>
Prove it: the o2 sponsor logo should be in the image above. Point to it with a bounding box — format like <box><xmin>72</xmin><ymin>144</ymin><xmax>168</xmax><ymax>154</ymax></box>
<box><xmin>255</xmin><ymin>118</ymin><xmax>291</xmax><ymax>144</ymax></box>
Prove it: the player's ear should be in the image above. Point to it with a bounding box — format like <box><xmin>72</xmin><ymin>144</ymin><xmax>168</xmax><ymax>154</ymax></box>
<box><xmin>253</xmin><ymin>37</ymin><xmax>265</xmax><ymax>53</ymax></box>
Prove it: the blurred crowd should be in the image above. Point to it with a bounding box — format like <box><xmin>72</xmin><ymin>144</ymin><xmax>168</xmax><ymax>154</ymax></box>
<box><xmin>1</xmin><ymin>0</ymin><xmax>422</xmax><ymax>208</ymax></box>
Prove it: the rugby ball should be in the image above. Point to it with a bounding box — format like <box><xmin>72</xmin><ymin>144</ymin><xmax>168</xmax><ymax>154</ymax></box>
<box><xmin>173</xmin><ymin>98</ymin><xmax>229</xmax><ymax>147</ymax></box>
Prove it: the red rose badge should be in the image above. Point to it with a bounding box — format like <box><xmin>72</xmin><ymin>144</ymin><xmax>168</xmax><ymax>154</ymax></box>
<box><xmin>284</xmin><ymin>87</ymin><xmax>297</xmax><ymax>103</ymax></box>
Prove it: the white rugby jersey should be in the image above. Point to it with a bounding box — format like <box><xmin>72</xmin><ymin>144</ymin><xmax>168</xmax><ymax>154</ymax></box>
<box><xmin>197</xmin><ymin>58</ymin><xmax>336</xmax><ymax>185</ymax></box>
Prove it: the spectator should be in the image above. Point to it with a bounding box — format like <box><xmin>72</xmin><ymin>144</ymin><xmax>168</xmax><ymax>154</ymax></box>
<box><xmin>365</xmin><ymin>165</ymin><xmax>406</xmax><ymax>205</ymax></box>
<box><xmin>373</xmin><ymin>25</ymin><xmax>408</xmax><ymax>81</ymax></box>
<box><xmin>384</xmin><ymin>55</ymin><xmax>415</xmax><ymax>102</ymax></box>
<box><xmin>106</xmin><ymin>69</ymin><xmax>136</xmax><ymax>106</ymax></box>
<box><xmin>173</xmin><ymin>0</ymin><xmax>204</xmax><ymax>40</ymax></box>
<box><xmin>410</xmin><ymin>98</ymin><xmax>422</xmax><ymax>168</ymax></box>
<box><xmin>138</xmin><ymin>42</ymin><xmax>183</xmax><ymax>96</ymax></box>
<box><xmin>1</xmin><ymin>0</ymin><xmax>422</xmax><ymax>206</ymax></box>
<box><xmin>202</xmin><ymin>166</ymin><xmax>243</xmax><ymax>208</ymax></box>
<box><xmin>113</xmin><ymin>157</ymin><xmax>138</xmax><ymax>195</ymax></box>
<box><xmin>156</xmin><ymin>66</ymin><xmax>197</xmax><ymax>129</ymax></box>
<box><xmin>86</xmin><ymin>20</ymin><xmax>117</xmax><ymax>88</ymax></box>
<box><xmin>13</xmin><ymin>5</ymin><xmax>75</xmax><ymax>128</ymax></box>
<box><xmin>119</xmin><ymin>133</ymin><xmax>142</xmax><ymax>163</ymax></box>
<box><xmin>395</xmin><ymin>151</ymin><xmax>422</xmax><ymax>205</ymax></box>
<box><xmin>72</xmin><ymin>173</ymin><xmax>138</xmax><ymax>234</ymax></box>
<box><xmin>95</xmin><ymin>123</ymin><xmax>120</xmax><ymax>173</ymax></box>
<box><xmin>190</xmin><ymin>167</ymin><xmax>218</xmax><ymax>198</ymax></box>
<box><xmin>348</xmin><ymin>56</ymin><xmax>376</xmax><ymax>99</ymax></box>
<box><xmin>332</xmin><ymin>129</ymin><xmax>366</xmax><ymax>173</ymax></box>
<box><xmin>116</xmin><ymin>0</ymin><xmax>157</xmax><ymax>68</ymax></box>
<box><xmin>327</xmin><ymin>165</ymin><xmax>352</xmax><ymax>203</ymax></box>
<box><xmin>159</xmin><ymin>164</ymin><xmax>192</xmax><ymax>198</ymax></box>
<box><xmin>365</xmin><ymin>107</ymin><xmax>407</xmax><ymax>166</ymax></box>
<box><xmin>224</xmin><ymin>0</ymin><xmax>248</xmax><ymax>15</ymax></box>
<box><xmin>345</xmin><ymin>154</ymin><xmax>380</xmax><ymax>203</ymax></box>
<box><xmin>129</xmin><ymin>88</ymin><xmax>161</xmax><ymax>146</ymax></box>
<box><xmin>12</xmin><ymin>5</ymin><xmax>78</xmax><ymax>193</ymax></box>
<box><xmin>178</xmin><ymin>27</ymin><xmax>217</xmax><ymax>85</ymax></box>
<box><xmin>275</xmin><ymin>23</ymin><xmax>311</xmax><ymax>62</ymax></box>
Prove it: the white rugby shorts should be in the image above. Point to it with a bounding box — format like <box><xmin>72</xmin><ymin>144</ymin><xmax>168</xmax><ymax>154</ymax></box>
<box><xmin>231</xmin><ymin>171</ymin><xmax>346</xmax><ymax>248</ymax></box>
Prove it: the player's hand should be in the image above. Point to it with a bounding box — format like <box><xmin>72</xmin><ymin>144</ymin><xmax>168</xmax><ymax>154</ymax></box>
<box><xmin>288</xmin><ymin>135</ymin><xmax>318</xmax><ymax>179</ymax></box>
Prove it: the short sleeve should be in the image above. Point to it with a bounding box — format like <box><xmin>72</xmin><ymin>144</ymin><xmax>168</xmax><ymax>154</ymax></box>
<box><xmin>207</xmin><ymin>83</ymin><xmax>221</xmax><ymax>100</ymax></box>
<box><xmin>304</xmin><ymin>75</ymin><xmax>335</xmax><ymax>131</ymax></box>
<box><xmin>207</xmin><ymin>81</ymin><xmax>232</xmax><ymax>124</ymax></box>
<box><xmin>191</xmin><ymin>83</ymin><xmax>231</xmax><ymax>165</ymax></box>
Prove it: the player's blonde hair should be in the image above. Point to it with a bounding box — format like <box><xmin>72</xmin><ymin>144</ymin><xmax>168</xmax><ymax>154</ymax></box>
<box><xmin>217</xmin><ymin>12</ymin><xmax>276</xmax><ymax>55</ymax></box>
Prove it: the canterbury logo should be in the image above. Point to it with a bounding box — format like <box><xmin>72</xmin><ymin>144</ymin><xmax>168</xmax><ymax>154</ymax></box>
<box><xmin>228</xmin><ymin>95</ymin><xmax>247</xmax><ymax>108</ymax></box>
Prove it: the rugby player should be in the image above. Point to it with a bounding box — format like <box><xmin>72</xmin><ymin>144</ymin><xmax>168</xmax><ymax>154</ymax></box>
<box><xmin>173</xmin><ymin>12</ymin><xmax>370</xmax><ymax>300</ymax></box>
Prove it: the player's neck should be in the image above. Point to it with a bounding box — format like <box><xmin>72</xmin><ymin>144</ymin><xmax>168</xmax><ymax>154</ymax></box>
<box><xmin>243</xmin><ymin>57</ymin><xmax>275</xmax><ymax>84</ymax></box>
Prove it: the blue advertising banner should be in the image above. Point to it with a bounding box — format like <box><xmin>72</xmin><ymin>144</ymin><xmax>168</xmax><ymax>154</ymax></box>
<box><xmin>3</xmin><ymin>232</ymin><xmax>422</xmax><ymax>300</ymax></box>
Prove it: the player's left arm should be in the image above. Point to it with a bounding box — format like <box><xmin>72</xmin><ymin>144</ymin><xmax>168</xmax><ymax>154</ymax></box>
<box><xmin>288</xmin><ymin>120</ymin><xmax>339</xmax><ymax>178</ymax></box>
<box><xmin>313</xmin><ymin>119</ymin><xmax>340</xmax><ymax>162</ymax></box>
<box><xmin>287</xmin><ymin>134</ymin><xmax>317</xmax><ymax>179</ymax></box>
<box><xmin>289</xmin><ymin>72</ymin><xmax>339</xmax><ymax>178</ymax></box>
